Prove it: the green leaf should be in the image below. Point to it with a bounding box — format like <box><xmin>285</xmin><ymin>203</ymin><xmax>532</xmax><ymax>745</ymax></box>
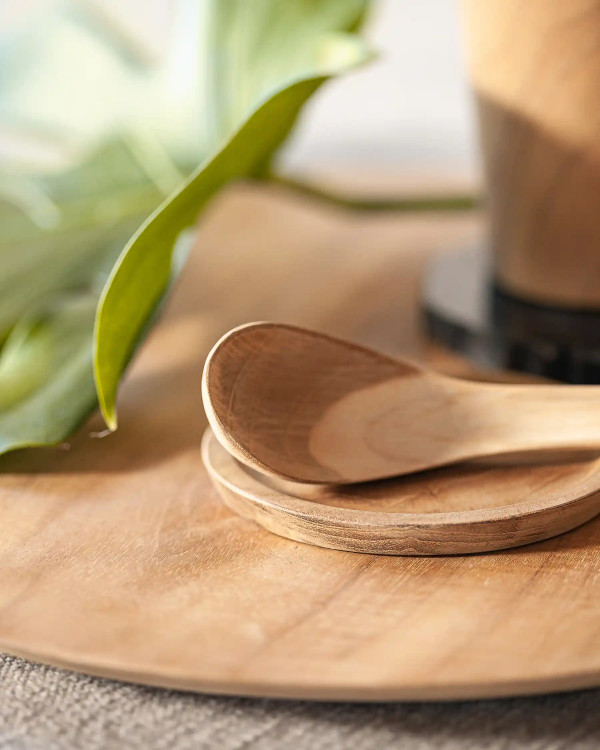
<box><xmin>0</xmin><ymin>137</ymin><xmax>174</xmax><ymax>340</ymax></box>
<box><xmin>0</xmin><ymin>294</ymin><xmax>98</xmax><ymax>454</ymax></box>
<box><xmin>0</xmin><ymin>140</ymin><xmax>167</xmax><ymax>455</ymax></box>
<box><xmin>0</xmin><ymin>0</ymin><xmax>371</xmax><ymax>455</ymax></box>
<box><xmin>95</xmin><ymin>3</ymin><xmax>371</xmax><ymax>429</ymax></box>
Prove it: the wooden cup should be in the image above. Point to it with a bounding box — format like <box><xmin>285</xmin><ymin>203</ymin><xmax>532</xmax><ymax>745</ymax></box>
<box><xmin>459</xmin><ymin>0</ymin><xmax>600</xmax><ymax>310</ymax></box>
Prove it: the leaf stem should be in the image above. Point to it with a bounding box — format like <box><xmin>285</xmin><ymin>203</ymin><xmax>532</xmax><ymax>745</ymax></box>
<box><xmin>266</xmin><ymin>173</ymin><xmax>480</xmax><ymax>213</ymax></box>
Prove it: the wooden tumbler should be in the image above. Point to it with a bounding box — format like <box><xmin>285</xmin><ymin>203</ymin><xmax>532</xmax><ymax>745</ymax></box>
<box><xmin>460</xmin><ymin>0</ymin><xmax>600</xmax><ymax>310</ymax></box>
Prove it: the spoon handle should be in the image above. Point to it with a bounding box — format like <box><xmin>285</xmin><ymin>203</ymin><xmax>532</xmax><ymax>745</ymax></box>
<box><xmin>308</xmin><ymin>375</ymin><xmax>600</xmax><ymax>482</ymax></box>
<box><xmin>456</xmin><ymin>381</ymin><xmax>600</xmax><ymax>454</ymax></box>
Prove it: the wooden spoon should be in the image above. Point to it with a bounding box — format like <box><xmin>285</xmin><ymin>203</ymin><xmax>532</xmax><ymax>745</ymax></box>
<box><xmin>202</xmin><ymin>428</ymin><xmax>600</xmax><ymax>555</ymax></box>
<box><xmin>202</xmin><ymin>322</ymin><xmax>600</xmax><ymax>484</ymax></box>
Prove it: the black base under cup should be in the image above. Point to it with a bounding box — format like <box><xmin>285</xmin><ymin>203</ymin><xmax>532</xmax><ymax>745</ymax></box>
<box><xmin>423</xmin><ymin>245</ymin><xmax>600</xmax><ymax>384</ymax></box>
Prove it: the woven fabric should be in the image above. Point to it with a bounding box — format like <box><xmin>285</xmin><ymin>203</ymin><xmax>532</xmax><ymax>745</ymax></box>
<box><xmin>1</xmin><ymin>655</ymin><xmax>600</xmax><ymax>750</ymax></box>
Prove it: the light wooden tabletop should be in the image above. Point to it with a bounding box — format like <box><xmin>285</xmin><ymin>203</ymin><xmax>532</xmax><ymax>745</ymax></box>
<box><xmin>1</xmin><ymin>182</ymin><xmax>599</xmax><ymax>701</ymax></box>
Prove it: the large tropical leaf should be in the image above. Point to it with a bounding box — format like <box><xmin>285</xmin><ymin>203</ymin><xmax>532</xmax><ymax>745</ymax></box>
<box><xmin>95</xmin><ymin>0</ymin><xmax>371</xmax><ymax>429</ymax></box>
<box><xmin>95</xmin><ymin>35</ymin><xmax>370</xmax><ymax>428</ymax></box>
<box><xmin>0</xmin><ymin>0</ymin><xmax>371</xmax><ymax>454</ymax></box>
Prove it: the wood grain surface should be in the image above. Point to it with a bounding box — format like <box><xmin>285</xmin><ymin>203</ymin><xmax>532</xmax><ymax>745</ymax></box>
<box><xmin>2</xmin><ymin>181</ymin><xmax>600</xmax><ymax>700</ymax></box>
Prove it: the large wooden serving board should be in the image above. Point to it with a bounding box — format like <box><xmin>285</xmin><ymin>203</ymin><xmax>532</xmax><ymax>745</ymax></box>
<box><xmin>2</xmin><ymin>181</ymin><xmax>600</xmax><ymax>701</ymax></box>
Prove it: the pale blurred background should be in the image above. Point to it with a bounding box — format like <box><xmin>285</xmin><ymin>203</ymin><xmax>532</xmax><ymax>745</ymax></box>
<box><xmin>283</xmin><ymin>0</ymin><xmax>478</xmax><ymax>177</ymax></box>
<box><xmin>0</xmin><ymin>0</ymin><xmax>479</xmax><ymax>182</ymax></box>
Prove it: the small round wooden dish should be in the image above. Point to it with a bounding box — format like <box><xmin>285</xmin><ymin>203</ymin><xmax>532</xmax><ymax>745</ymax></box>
<box><xmin>203</xmin><ymin>428</ymin><xmax>600</xmax><ymax>555</ymax></box>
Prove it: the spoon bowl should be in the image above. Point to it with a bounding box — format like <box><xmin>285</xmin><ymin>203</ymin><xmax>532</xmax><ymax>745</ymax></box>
<box><xmin>202</xmin><ymin>322</ymin><xmax>600</xmax><ymax>484</ymax></box>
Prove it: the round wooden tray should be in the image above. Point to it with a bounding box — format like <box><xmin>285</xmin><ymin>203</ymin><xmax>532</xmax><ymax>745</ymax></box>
<box><xmin>2</xmin><ymin>183</ymin><xmax>600</xmax><ymax>701</ymax></box>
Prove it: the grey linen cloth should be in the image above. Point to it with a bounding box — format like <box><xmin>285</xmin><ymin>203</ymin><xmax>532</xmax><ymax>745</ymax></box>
<box><xmin>2</xmin><ymin>655</ymin><xmax>600</xmax><ymax>750</ymax></box>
